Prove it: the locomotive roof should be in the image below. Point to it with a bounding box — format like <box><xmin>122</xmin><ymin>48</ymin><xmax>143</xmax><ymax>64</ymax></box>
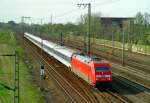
<box><xmin>75</xmin><ymin>53</ymin><xmax>92</xmax><ymax>63</ymax></box>
<box><xmin>75</xmin><ymin>53</ymin><xmax>108</xmax><ymax>64</ymax></box>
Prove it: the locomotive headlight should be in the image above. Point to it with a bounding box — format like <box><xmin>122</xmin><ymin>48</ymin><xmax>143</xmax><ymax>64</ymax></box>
<box><xmin>105</xmin><ymin>75</ymin><xmax>110</xmax><ymax>78</ymax></box>
<box><xmin>96</xmin><ymin>75</ymin><xmax>102</xmax><ymax>78</ymax></box>
<box><xmin>96</xmin><ymin>75</ymin><xmax>111</xmax><ymax>78</ymax></box>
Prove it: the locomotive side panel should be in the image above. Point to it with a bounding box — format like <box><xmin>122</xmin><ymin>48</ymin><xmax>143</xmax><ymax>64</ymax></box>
<box><xmin>71</xmin><ymin>56</ymin><xmax>93</xmax><ymax>84</ymax></box>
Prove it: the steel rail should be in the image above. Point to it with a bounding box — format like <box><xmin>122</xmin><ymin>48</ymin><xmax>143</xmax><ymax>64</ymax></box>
<box><xmin>113</xmin><ymin>73</ymin><xmax>150</xmax><ymax>95</ymax></box>
<box><xmin>24</xmin><ymin>39</ymin><xmax>90</xmax><ymax>103</ymax></box>
<box><xmin>24</xmin><ymin>36</ymin><xmax>148</xmax><ymax>103</ymax></box>
<box><xmin>112</xmin><ymin>63</ymin><xmax>150</xmax><ymax>81</ymax></box>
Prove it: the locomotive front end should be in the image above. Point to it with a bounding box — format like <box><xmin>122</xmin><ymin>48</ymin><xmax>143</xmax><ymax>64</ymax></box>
<box><xmin>93</xmin><ymin>59</ymin><xmax>112</xmax><ymax>87</ymax></box>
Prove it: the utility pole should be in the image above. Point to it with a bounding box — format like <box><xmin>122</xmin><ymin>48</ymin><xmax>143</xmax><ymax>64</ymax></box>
<box><xmin>40</xmin><ymin>19</ymin><xmax>43</xmax><ymax>56</ymax></box>
<box><xmin>21</xmin><ymin>16</ymin><xmax>31</xmax><ymax>33</ymax></box>
<box><xmin>78</xmin><ymin>3</ymin><xmax>91</xmax><ymax>55</ymax></box>
<box><xmin>14</xmin><ymin>51</ymin><xmax>19</xmax><ymax>103</ymax></box>
<box><xmin>40</xmin><ymin>19</ymin><xmax>43</xmax><ymax>25</ymax></box>
<box><xmin>122</xmin><ymin>30</ymin><xmax>125</xmax><ymax>65</ymax></box>
<box><xmin>51</xmin><ymin>14</ymin><xmax>53</xmax><ymax>25</ymax></box>
<box><xmin>128</xmin><ymin>19</ymin><xmax>134</xmax><ymax>52</ymax></box>
<box><xmin>111</xmin><ymin>24</ymin><xmax>115</xmax><ymax>54</ymax></box>
<box><xmin>21</xmin><ymin>16</ymin><xmax>24</xmax><ymax>33</ymax></box>
<box><xmin>21</xmin><ymin>16</ymin><xmax>31</xmax><ymax>23</ymax></box>
<box><xmin>51</xmin><ymin>14</ymin><xmax>53</xmax><ymax>35</ymax></box>
<box><xmin>39</xmin><ymin>19</ymin><xmax>45</xmax><ymax>91</ymax></box>
<box><xmin>60</xmin><ymin>32</ymin><xmax>63</xmax><ymax>46</ymax></box>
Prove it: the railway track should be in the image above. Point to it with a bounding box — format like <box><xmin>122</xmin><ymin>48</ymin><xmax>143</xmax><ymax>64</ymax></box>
<box><xmin>57</xmin><ymin>38</ymin><xmax>150</xmax><ymax>102</ymax></box>
<box><xmin>63</xmin><ymin>38</ymin><xmax>150</xmax><ymax>72</ymax></box>
<box><xmin>46</xmin><ymin>36</ymin><xmax>150</xmax><ymax>72</ymax></box>
<box><xmin>55</xmin><ymin>39</ymin><xmax>150</xmax><ymax>86</ymax></box>
<box><xmin>95</xmin><ymin>43</ymin><xmax>150</xmax><ymax>57</ymax></box>
<box><xmin>112</xmin><ymin>63</ymin><xmax>150</xmax><ymax>81</ymax></box>
<box><xmin>113</xmin><ymin>73</ymin><xmax>150</xmax><ymax>95</ymax></box>
<box><xmin>93</xmin><ymin>89</ymin><xmax>132</xmax><ymax>103</ymax></box>
<box><xmin>90</xmin><ymin>48</ymin><xmax>150</xmax><ymax>87</ymax></box>
<box><xmin>23</xmin><ymin>36</ymin><xmax>135</xmax><ymax>103</ymax></box>
<box><xmin>112</xmin><ymin>73</ymin><xmax>150</xmax><ymax>103</ymax></box>
<box><xmin>103</xmin><ymin>90</ymin><xmax>132</xmax><ymax>103</ymax></box>
<box><xmin>45</xmin><ymin>59</ymin><xmax>89</xmax><ymax>103</ymax></box>
<box><xmin>23</xmin><ymin>39</ymin><xmax>91</xmax><ymax>103</ymax></box>
<box><xmin>94</xmin><ymin>49</ymin><xmax>150</xmax><ymax>74</ymax></box>
<box><xmin>124</xmin><ymin>60</ymin><xmax>150</xmax><ymax>73</ymax></box>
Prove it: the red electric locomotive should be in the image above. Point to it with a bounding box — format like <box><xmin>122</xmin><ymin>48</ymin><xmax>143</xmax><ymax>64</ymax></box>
<box><xmin>24</xmin><ymin>33</ymin><xmax>112</xmax><ymax>87</ymax></box>
<box><xmin>71</xmin><ymin>53</ymin><xmax>112</xmax><ymax>87</ymax></box>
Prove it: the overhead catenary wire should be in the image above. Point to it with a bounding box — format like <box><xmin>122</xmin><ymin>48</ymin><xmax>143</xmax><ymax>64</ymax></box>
<box><xmin>24</xmin><ymin>0</ymin><xmax>121</xmax><ymax>24</ymax></box>
<box><xmin>54</xmin><ymin>8</ymin><xmax>79</xmax><ymax>19</ymax></box>
<box><xmin>29</xmin><ymin>8</ymin><xmax>81</xmax><ymax>24</ymax></box>
<box><xmin>93</xmin><ymin>0</ymin><xmax>121</xmax><ymax>7</ymax></box>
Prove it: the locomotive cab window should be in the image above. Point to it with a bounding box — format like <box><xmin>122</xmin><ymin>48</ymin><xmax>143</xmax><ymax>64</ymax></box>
<box><xmin>96</xmin><ymin>67</ymin><xmax>110</xmax><ymax>72</ymax></box>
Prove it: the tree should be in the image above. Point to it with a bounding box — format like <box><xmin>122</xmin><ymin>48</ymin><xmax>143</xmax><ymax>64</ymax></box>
<box><xmin>78</xmin><ymin>13</ymin><xmax>102</xmax><ymax>38</ymax></box>
<box><xmin>135</xmin><ymin>12</ymin><xmax>144</xmax><ymax>25</ymax></box>
<box><xmin>91</xmin><ymin>13</ymin><xmax>102</xmax><ymax>38</ymax></box>
<box><xmin>8</xmin><ymin>21</ymin><xmax>16</xmax><ymax>26</ymax></box>
<box><xmin>143</xmin><ymin>13</ymin><xmax>150</xmax><ymax>26</ymax></box>
<box><xmin>147</xmin><ymin>35</ymin><xmax>150</xmax><ymax>45</ymax></box>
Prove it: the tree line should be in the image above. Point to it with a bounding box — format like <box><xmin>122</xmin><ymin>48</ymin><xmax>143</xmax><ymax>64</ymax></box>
<box><xmin>0</xmin><ymin>12</ymin><xmax>150</xmax><ymax>45</ymax></box>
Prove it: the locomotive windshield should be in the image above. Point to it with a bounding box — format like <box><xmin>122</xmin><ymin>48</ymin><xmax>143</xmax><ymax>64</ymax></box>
<box><xmin>96</xmin><ymin>67</ymin><xmax>110</xmax><ymax>72</ymax></box>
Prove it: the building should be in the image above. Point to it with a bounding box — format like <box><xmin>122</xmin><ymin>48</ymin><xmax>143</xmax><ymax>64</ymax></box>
<box><xmin>100</xmin><ymin>17</ymin><xmax>134</xmax><ymax>28</ymax></box>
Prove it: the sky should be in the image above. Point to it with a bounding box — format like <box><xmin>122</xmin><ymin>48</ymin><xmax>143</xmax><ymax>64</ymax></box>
<box><xmin>0</xmin><ymin>0</ymin><xmax>149</xmax><ymax>24</ymax></box>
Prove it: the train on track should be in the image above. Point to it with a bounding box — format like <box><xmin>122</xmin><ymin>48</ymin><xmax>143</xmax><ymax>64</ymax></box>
<box><xmin>24</xmin><ymin>32</ymin><xmax>112</xmax><ymax>87</ymax></box>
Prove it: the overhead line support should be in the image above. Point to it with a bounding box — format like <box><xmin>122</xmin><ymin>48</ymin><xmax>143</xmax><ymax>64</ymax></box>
<box><xmin>77</xmin><ymin>3</ymin><xmax>91</xmax><ymax>55</ymax></box>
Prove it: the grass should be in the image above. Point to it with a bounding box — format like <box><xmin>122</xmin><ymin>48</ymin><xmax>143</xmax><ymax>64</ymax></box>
<box><xmin>69</xmin><ymin>34</ymin><xmax>150</xmax><ymax>54</ymax></box>
<box><xmin>65</xmin><ymin>34</ymin><xmax>150</xmax><ymax>65</ymax></box>
<box><xmin>0</xmin><ymin>31</ymin><xmax>45</xmax><ymax>103</ymax></box>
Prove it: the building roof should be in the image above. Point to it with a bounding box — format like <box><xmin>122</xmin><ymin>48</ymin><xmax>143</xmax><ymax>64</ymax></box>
<box><xmin>100</xmin><ymin>17</ymin><xmax>134</xmax><ymax>28</ymax></box>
